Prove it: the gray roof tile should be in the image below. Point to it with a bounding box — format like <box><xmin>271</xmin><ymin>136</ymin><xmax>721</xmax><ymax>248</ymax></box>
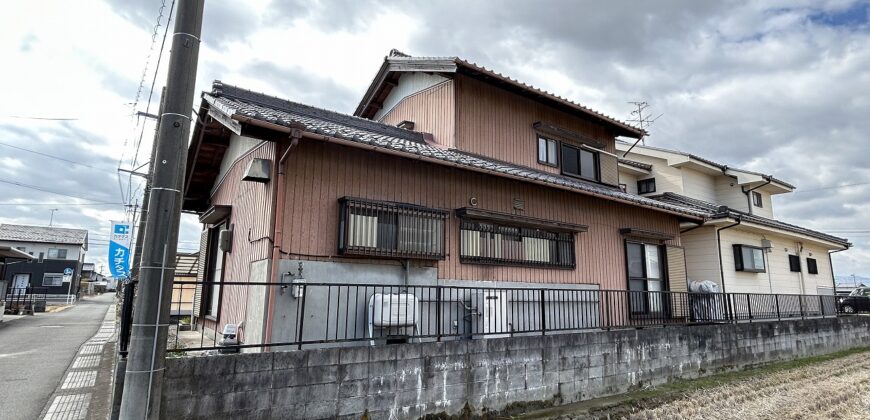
<box><xmin>652</xmin><ymin>193</ymin><xmax>849</xmax><ymax>247</ymax></box>
<box><xmin>204</xmin><ymin>82</ymin><xmax>707</xmax><ymax>220</ymax></box>
<box><xmin>0</xmin><ymin>224</ymin><xmax>88</xmax><ymax>245</ymax></box>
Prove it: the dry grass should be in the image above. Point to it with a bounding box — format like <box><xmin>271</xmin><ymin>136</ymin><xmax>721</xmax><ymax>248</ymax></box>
<box><xmin>553</xmin><ymin>350</ymin><xmax>870</xmax><ymax>420</ymax></box>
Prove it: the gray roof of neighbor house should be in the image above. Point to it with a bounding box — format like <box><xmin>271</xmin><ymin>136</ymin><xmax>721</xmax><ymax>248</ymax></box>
<box><xmin>0</xmin><ymin>224</ymin><xmax>88</xmax><ymax>248</ymax></box>
<box><xmin>617</xmin><ymin>158</ymin><xmax>652</xmax><ymax>171</ymax></box>
<box><xmin>652</xmin><ymin>193</ymin><xmax>850</xmax><ymax>247</ymax></box>
<box><xmin>191</xmin><ymin>81</ymin><xmax>706</xmax><ymax>220</ymax></box>
<box><xmin>617</xmin><ymin>140</ymin><xmax>795</xmax><ymax>189</ymax></box>
<box><xmin>354</xmin><ymin>50</ymin><xmax>645</xmax><ymax>138</ymax></box>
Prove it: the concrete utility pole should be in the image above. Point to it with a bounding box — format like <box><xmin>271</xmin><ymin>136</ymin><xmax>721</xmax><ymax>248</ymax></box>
<box><xmin>119</xmin><ymin>1</ymin><xmax>203</xmax><ymax>419</ymax></box>
<box><xmin>111</xmin><ymin>91</ymin><xmax>165</xmax><ymax>420</ymax></box>
<box><xmin>48</xmin><ymin>208</ymin><xmax>59</xmax><ymax>226</ymax></box>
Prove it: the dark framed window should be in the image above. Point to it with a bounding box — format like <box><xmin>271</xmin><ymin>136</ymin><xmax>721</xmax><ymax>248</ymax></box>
<box><xmin>626</xmin><ymin>242</ymin><xmax>667</xmax><ymax>315</ymax></box>
<box><xmin>752</xmin><ymin>191</ymin><xmax>763</xmax><ymax>207</ymax></box>
<box><xmin>459</xmin><ymin>219</ymin><xmax>575</xmax><ymax>268</ymax></box>
<box><xmin>43</xmin><ymin>273</ymin><xmax>63</xmax><ymax>287</ymax></box>
<box><xmin>339</xmin><ymin>198</ymin><xmax>448</xmax><ymax>260</ymax></box>
<box><xmin>637</xmin><ymin>178</ymin><xmax>656</xmax><ymax>194</ymax></box>
<box><xmin>788</xmin><ymin>255</ymin><xmax>801</xmax><ymax>272</ymax></box>
<box><xmin>560</xmin><ymin>143</ymin><xmax>598</xmax><ymax>181</ymax></box>
<box><xmin>537</xmin><ymin>136</ymin><xmax>558</xmax><ymax>166</ymax></box>
<box><xmin>807</xmin><ymin>258</ymin><xmax>819</xmax><ymax>274</ymax></box>
<box><xmin>733</xmin><ymin>244</ymin><xmax>766</xmax><ymax>272</ymax></box>
<box><xmin>47</xmin><ymin>248</ymin><xmax>67</xmax><ymax>259</ymax></box>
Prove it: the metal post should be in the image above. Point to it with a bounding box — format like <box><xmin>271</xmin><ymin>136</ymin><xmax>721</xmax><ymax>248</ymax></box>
<box><xmin>119</xmin><ymin>2</ymin><xmax>203</xmax><ymax>418</ymax></box>
<box><xmin>799</xmin><ymin>295</ymin><xmax>805</xmax><ymax>319</ymax></box>
<box><xmin>747</xmin><ymin>294</ymin><xmax>753</xmax><ymax>322</ymax></box>
<box><xmin>297</xmin><ymin>285</ymin><xmax>307</xmax><ymax>350</ymax></box>
<box><xmin>540</xmin><ymin>288</ymin><xmax>546</xmax><ymax>335</ymax></box>
<box><xmin>435</xmin><ymin>286</ymin><xmax>442</xmax><ymax>342</ymax></box>
<box><xmin>775</xmin><ymin>294</ymin><xmax>781</xmax><ymax>320</ymax></box>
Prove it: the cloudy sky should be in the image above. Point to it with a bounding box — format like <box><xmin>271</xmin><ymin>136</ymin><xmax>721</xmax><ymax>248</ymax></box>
<box><xmin>1</xmin><ymin>0</ymin><xmax>869</xmax><ymax>278</ymax></box>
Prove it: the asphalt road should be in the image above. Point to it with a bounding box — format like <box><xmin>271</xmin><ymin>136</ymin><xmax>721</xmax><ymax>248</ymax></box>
<box><xmin>0</xmin><ymin>294</ymin><xmax>114</xmax><ymax>420</ymax></box>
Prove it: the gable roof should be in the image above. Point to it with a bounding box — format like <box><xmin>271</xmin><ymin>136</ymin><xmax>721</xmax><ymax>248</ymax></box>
<box><xmin>652</xmin><ymin>192</ymin><xmax>849</xmax><ymax>248</ymax></box>
<box><xmin>354</xmin><ymin>50</ymin><xmax>644</xmax><ymax>139</ymax></box>
<box><xmin>616</xmin><ymin>140</ymin><xmax>795</xmax><ymax>190</ymax></box>
<box><xmin>185</xmin><ymin>81</ymin><xmax>705</xmax><ymax>221</ymax></box>
<box><xmin>0</xmin><ymin>224</ymin><xmax>88</xmax><ymax>249</ymax></box>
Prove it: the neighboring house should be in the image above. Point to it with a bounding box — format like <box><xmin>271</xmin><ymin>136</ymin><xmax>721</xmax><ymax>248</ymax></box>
<box><xmin>171</xmin><ymin>252</ymin><xmax>199</xmax><ymax>319</ymax></box>
<box><xmin>0</xmin><ymin>224</ymin><xmax>89</xmax><ymax>297</ymax></box>
<box><xmin>181</xmin><ymin>51</ymin><xmax>708</xmax><ymax>344</ymax></box>
<box><xmin>616</xmin><ymin>141</ymin><xmax>850</xmax><ymax>296</ymax></box>
<box><xmin>81</xmin><ymin>262</ymin><xmax>109</xmax><ymax>294</ymax></box>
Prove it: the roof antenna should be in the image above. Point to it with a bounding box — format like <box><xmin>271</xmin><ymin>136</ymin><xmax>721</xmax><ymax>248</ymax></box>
<box><xmin>622</xmin><ymin>100</ymin><xmax>663</xmax><ymax>157</ymax></box>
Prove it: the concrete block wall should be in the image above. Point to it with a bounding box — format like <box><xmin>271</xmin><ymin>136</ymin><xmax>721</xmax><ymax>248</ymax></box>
<box><xmin>162</xmin><ymin>316</ymin><xmax>870</xmax><ymax>419</ymax></box>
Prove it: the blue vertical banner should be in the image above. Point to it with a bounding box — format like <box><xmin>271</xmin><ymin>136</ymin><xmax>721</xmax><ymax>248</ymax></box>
<box><xmin>109</xmin><ymin>221</ymin><xmax>132</xmax><ymax>279</ymax></box>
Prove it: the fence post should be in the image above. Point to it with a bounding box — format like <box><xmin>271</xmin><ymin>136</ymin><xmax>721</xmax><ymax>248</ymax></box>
<box><xmin>540</xmin><ymin>288</ymin><xmax>546</xmax><ymax>336</ymax></box>
<box><xmin>774</xmin><ymin>294</ymin><xmax>781</xmax><ymax>320</ymax></box>
<box><xmin>746</xmin><ymin>294</ymin><xmax>753</xmax><ymax>322</ymax></box>
<box><xmin>798</xmin><ymin>295</ymin><xmax>805</xmax><ymax>319</ymax></box>
<box><xmin>296</xmin><ymin>284</ymin><xmax>308</xmax><ymax>350</ymax></box>
<box><xmin>435</xmin><ymin>286</ymin><xmax>442</xmax><ymax>342</ymax></box>
<box><xmin>819</xmin><ymin>295</ymin><xmax>824</xmax><ymax>317</ymax></box>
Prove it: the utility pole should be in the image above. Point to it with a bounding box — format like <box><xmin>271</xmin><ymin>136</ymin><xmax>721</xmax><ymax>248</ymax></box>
<box><xmin>119</xmin><ymin>1</ymin><xmax>203</xmax><ymax>419</ymax></box>
<box><xmin>111</xmin><ymin>90</ymin><xmax>164</xmax><ymax>420</ymax></box>
<box><xmin>48</xmin><ymin>208</ymin><xmax>59</xmax><ymax>226</ymax></box>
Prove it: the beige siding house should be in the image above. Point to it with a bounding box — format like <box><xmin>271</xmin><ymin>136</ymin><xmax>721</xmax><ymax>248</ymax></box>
<box><xmin>616</xmin><ymin>141</ymin><xmax>850</xmax><ymax>295</ymax></box>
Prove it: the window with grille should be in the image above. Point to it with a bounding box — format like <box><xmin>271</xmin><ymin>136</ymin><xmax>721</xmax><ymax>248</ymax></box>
<box><xmin>637</xmin><ymin>178</ymin><xmax>656</xmax><ymax>194</ymax></box>
<box><xmin>459</xmin><ymin>219</ymin><xmax>575</xmax><ymax>268</ymax></box>
<box><xmin>339</xmin><ymin>198</ymin><xmax>448</xmax><ymax>259</ymax></box>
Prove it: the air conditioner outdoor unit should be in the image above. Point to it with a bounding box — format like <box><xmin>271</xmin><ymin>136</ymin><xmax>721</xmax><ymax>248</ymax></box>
<box><xmin>470</xmin><ymin>290</ymin><xmax>510</xmax><ymax>338</ymax></box>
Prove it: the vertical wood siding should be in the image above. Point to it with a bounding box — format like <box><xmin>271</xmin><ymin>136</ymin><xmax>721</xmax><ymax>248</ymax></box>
<box><xmin>279</xmin><ymin>140</ymin><xmax>682</xmax><ymax>290</ymax></box>
<box><xmin>378</xmin><ymin>80</ymin><xmax>455</xmax><ymax>149</ymax></box>
<box><xmin>208</xmin><ymin>140</ymin><xmax>276</xmax><ymax>331</ymax></box>
<box><xmin>454</xmin><ymin>75</ymin><xmax>617</xmax><ymax>174</ymax></box>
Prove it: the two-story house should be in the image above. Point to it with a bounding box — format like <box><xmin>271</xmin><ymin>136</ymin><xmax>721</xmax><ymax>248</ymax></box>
<box><xmin>181</xmin><ymin>51</ymin><xmax>708</xmax><ymax>345</ymax></box>
<box><xmin>0</xmin><ymin>224</ymin><xmax>89</xmax><ymax>299</ymax></box>
<box><xmin>616</xmin><ymin>141</ymin><xmax>850</xmax><ymax>296</ymax></box>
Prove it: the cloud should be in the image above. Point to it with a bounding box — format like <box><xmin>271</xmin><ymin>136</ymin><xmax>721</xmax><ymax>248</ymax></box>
<box><xmin>3</xmin><ymin>0</ymin><xmax>870</xmax><ymax>278</ymax></box>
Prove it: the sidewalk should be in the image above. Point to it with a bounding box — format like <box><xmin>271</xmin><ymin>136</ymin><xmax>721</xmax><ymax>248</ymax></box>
<box><xmin>39</xmin><ymin>305</ymin><xmax>117</xmax><ymax>420</ymax></box>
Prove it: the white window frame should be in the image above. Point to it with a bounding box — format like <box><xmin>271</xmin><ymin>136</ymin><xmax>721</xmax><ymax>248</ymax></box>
<box><xmin>43</xmin><ymin>273</ymin><xmax>64</xmax><ymax>287</ymax></box>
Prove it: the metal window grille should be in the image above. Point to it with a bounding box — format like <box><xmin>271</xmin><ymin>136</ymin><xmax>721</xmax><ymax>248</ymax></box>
<box><xmin>338</xmin><ymin>197</ymin><xmax>448</xmax><ymax>259</ymax></box>
<box><xmin>459</xmin><ymin>219</ymin><xmax>575</xmax><ymax>268</ymax></box>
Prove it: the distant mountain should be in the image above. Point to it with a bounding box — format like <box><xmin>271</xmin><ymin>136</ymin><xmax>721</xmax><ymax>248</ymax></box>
<box><xmin>835</xmin><ymin>275</ymin><xmax>870</xmax><ymax>287</ymax></box>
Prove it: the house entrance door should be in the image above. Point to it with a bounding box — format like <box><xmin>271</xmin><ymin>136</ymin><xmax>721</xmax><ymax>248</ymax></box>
<box><xmin>12</xmin><ymin>273</ymin><xmax>30</xmax><ymax>290</ymax></box>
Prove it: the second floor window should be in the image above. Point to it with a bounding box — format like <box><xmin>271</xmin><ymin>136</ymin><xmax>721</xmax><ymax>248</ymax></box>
<box><xmin>47</xmin><ymin>248</ymin><xmax>67</xmax><ymax>259</ymax></box>
<box><xmin>752</xmin><ymin>191</ymin><xmax>763</xmax><ymax>207</ymax></box>
<box><xmin>788</xmin><ymin>255</ymin><xmax>801</xmax><ymax>272</ymax></box>
<box><xmin>807</xmin><ymin>258</ymin><xmax>819</xmax><ymax>274</ymax></box>
<box><xmin>537</xmin><ymin>136</ymin><xmax>558</xmax><ymax>166</ymax></box>
<box><xmin>561</xmin><ymin>144</ymin><xmax>598</xmax><ymax>181</ymax></box>
<box><xmin>637</xmin><ymin>178</ymin><xmax>656</xmax><ymax>194</ymax></box>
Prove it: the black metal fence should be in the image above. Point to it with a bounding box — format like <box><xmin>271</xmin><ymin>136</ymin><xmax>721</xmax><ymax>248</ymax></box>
<box><xmin>4</xmin><ymin>287</ymin><xmax>47</xmax><ymax>314</ymax></box>
<box><xmin>157</xmin><ymin>281</ymin><xmax>847</xmax><ymax>353</ymax></box>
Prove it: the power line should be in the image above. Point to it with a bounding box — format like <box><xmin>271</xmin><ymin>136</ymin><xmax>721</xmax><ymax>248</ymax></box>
<box><xmin>3</xmin><ymin>115</ymin><xmax>78</xmax><ymax>121</ymax></box>
<box><xmin>791</xmin><ymin>182</ymin><xmax>870</xmax><ymax>194</ymax></box>
<box><xmin>0</xmin><ymin>141</ymin><xmax>117</xmax><ymax>174</ymax></box>
<box><xmin>0</xmin><ymin>201</ymin><xmax>121</xmax><ymax>206</ymax></box>
<box><xmin>0</xmin><ymin>177</ymin><xmax>120</xmax><ymax>204</ymax></box>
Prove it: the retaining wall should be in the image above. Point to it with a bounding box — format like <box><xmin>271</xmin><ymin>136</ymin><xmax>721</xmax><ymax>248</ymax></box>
<box><xmin>162</xmin><ymin>316</ymin><xmax>870</xmax><ymax>419</ymax></box>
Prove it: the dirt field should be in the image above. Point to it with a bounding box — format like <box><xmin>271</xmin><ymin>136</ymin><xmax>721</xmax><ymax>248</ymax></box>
<box><xmin>536</xmin><ymin>348</ymin><xmax>870</xmax><ymax>420</ymax></box>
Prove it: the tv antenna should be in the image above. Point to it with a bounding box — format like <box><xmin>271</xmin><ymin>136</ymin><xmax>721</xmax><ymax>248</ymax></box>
<box><xmin>622</xmin><ymin>101</ymin><xmax>663</xmax><ymax>157</ymax></box>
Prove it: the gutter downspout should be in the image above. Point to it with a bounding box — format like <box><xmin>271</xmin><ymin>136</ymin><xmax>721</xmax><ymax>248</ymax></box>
<box><xmin>716</xmin><ymin>217</ymin><xmax>742</xmax><ymax>294</ymax></box>
<box><xmin>741</xmin><ymin>176</ymin><xmax>772</xmax><ymax>215</ymax></box>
